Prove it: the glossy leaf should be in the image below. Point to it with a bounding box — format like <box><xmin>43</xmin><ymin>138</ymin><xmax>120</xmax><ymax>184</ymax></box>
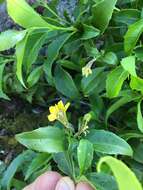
<box><xmin>135</xmin><ymin>47</ymin><xmax>143</xmax><ymax>61</ymax></box>
<box><xmin>16</xmin><ymin>34</ymin><xmax>28</xmax><ymax>88</ymax></box>
<box><xmin>77</xmin><ymin>139</ymin><xmax>93</xmax><ymax>175</ymax></box>
<box><xmin>120</xmin><ymin>132</ymin><xmax>143</xmax><ymax>141</ymax></box>
<box><xmin>16</xmin><ymin>29</ymin><xmax>56</xmax><ymax>87</ymax></box>
<box><xmin>133</xmin><ymin>143</ymin><xmax>143</xmax><ymax>164</ymax></box>
<box><xmin>86</xmin><ymin>172</ymin><xmax>118</xmax><ymax>190</ymax></box>
<box><xmin>130</xmin><ymin>76</ymin><xmax>143</xmax><ymax>93</ymax></box>
<box><xmin>137</xmin><ymin>100</ymin><xmax>143</xmax><ymax>133</ymax></box>
<box><xmin>54</xmin><ymin>66</ymin><xmax>80</xmax><ymax>99</ymax></box>
<box><xmin>92</xmin><ymin>0</ymin><xmax>118</xmax><ymax>32</ymax></box>
<box><xmin>97</xmin><ymin>156</ymin><xmax>142</xmax><ymax>190</ymax></box>
<box><xmin>121</xmin><ymin>56</ymin><xmax>137</xmax><ymax>77</ymax></box>
<box><xmin>27</xmin><ymin>66</ymin><xmax>43</xmax><ymax>87</ymax></box>
<box><xmin>81</xmin><ymin>24</ymin><xmax>100</xmax><ymax>40</ymax></box>
<box><xmin>44</xmin><ymin>32</ymin><xmax>73</xmax><ymax>85</ymax></box>
<box><xmin>106</xmin><ymin>66</ymin><xmax>128</xmax><ymax>98</ymax></box>
<box><xmin>86</xmin><ymin>129</ymin><xmax>133</xmax><ymax>156</ymax></box>
<box><xmin>106</xmin><ymin>91</ymin><xmax>140</xmax><ymax>123</ymax></box>
<box><xmin>16</xmin><ymin>127</ymin><xmax>67</xmax><ymax>153</ymax></box>
<box><xmin>124</xmin><ymin>19</ymin><xmax>143</xmax><ymax>54</ymax></box>
<box><xmin>59</xmin><ymin>60</ymin><xmax>80</xmax><ymax>71</ymax></box>
<box><xmin>54</xmin><ymin>152</ymin><xmax>74</xmax><ymax>177</ymax></box>
<box><xmin>24</xmin><ymin>30</ymin><xmax>51</xmax><ymax>73</ymax></box>
<box><xmin>0</xmin><ymin>30</ymin><xmax>26</xmax><ymax>51</ymax></box>
<box><xmin>81</xmin><ymin>67</ymin><xmax>106</xmax><ymax>96</ymax></box>
<box><xmin>113</xmin><ymin>9</ymin><xmax>140</xmax><ymax>25</ymax></box>
<box><xmin>0</xmin><ymin>62</ymin><xmax>10</xmax><ymax>100</ymax></box>
<box><xmin>25</xmin><ymin>153</ymin><xmax>51</xmax><ymax>180</ymax></box>
<box><xmin>100</xmin><ymin>52</ymin><xmax>118</xmax><ymax>65</ymax></box>
<box><xmin>23</xmin><ymin>30</ymin><xmax>58</xmax><ymax>73</ymax></box>
<box><xmin>1</xmin><ymin>150</ymin><xmax>34</xmax><ymax>190</ymax></box>
<box><xmin>7</xmin><ymin>0</ymin><xmax>63</xmax><ymax>30</ymax></box>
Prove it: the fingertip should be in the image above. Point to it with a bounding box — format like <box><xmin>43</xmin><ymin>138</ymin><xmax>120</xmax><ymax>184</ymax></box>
<box><xmin>31</xmin><ymin>171</ymin><xmax>62</xmax><ymax>190</ymax></box>
<box><xmin>55</xmin><ymin>176</ymin><xmax>75</xmax><ymax>190</ymax></box>
<box><xmin>36</xmin><ymin>171</ymin><xmax>62</xmax><ymax>190</ymax></box>
<box><xmin>23</xmin><ymin>183</ymin><xmax>34</xmax><ymax>190</ymax></box>
<box><xmin>76</xmin><ymin>182</ymin><xmax>94</xmax><ymax>190</ymax></box>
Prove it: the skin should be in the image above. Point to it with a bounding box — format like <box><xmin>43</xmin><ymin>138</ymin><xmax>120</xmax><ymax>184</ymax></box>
<box><xmin>23</xmin><ymin>171</ymin><xmax>94</xmax><ymax>190</ymax></box>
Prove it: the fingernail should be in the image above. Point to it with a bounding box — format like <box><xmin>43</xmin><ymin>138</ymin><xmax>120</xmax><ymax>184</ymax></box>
<box><xmin>55</xmin><ymin>177</ymin><xmax>75</xmax><ymax>190</ymax></box>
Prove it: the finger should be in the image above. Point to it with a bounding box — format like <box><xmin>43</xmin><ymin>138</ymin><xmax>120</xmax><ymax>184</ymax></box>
<box><xmin>76</xmin><ymin>182</ymin><xmax>94</xmax><ymax>190</ymax></box>
<box><xmin>23</xmin><ymin>183</ymin><xmax>34</xmax><ymax>190</ymax></box>
<box><xmin>23</xmin><ymin>171</ymin><xmax>62</xmax><ymax>190</ymax></box>
<box><xmin>55</xmin><ymin>177</ymin><xmax>75</xmax><ymax>190</ymax></box>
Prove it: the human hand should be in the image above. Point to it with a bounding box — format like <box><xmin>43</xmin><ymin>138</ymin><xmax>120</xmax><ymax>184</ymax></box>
<box><xmin>23</xmin><ymin>171</ymin><xmax>94</xmax><ymax>190</ymax></box>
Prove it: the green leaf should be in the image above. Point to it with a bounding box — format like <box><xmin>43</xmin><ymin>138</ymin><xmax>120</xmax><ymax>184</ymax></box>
<box><xmin>44</xmin><ymin>32</ymin><xmax>74</xmax><ymax>85</ymax></box>
<box><xmin>25</xmin><ymin>153</ymin><xmax>51</xmax><ymax>180</ymax></box>
<box><xmin>133</xmin><ymin>143</ymin><xmax>143</xmax><ymax>164</ymax></box>
<box><xmin>81</xmin><ymin>24</ymin><xmax>100</xmax><ymax>40</ymax></box>
<box><xmin>6</xmin><ymin>0</ymin><xmax>64</xmax><ymax>30</ymax></box>
<box><xmin>120</xmin><ymin>132</ymin><xmax>143</xmax><ymax>141</ymax></box>
<box><xmin>0</xmin><ymin>62</ymin><xmax>10</xmax><ymax>100</ymax></box>
<box><xmin>54</xmin><ymin>66</ymin><xmax>80</xmax><ymax>99</ymax></box>
<box><xmin>113</xmin><ymin>9</ymin><xmax>140</xmax><ymax>25</ymax></box>
<box><xmin>124</xmin><ymin>19</ymin><xmax>143</xmax><ymax>54</ymax></box>
<box><xmin>99</xmin><ymin>52</ymin><xmax>118</xmax><ymax>65</ymax></box>
<box><xmin>24</xmin><ymin>30</ymin><xmax>51</xmax><ymax>73</ymax></box>
<box><xmin>86</xmin><ymin>172</ymin><xmax>118</xmax><ymax>190</ymax></box>
<box><xmin>134</xmin><ymin>47</ymin><xmax>143</xmax><ymax>61</ymax></box>
<box><xmin>97</xmin><ymin>156</ymin><xmax>142</xmax><ymax>190</ymax></box>
<box><xmin>59</xmin><ymin>60</ymin><xmax>80</xmax><ymax>71</ymax></box>
<box><xmin>92</xmin><ymin>0</ymin><xmax>118</xmax><ymax>33</ymax></box>
<box><xmin>16</xmin><ymin>29</ymin><xmax>56</xmax><ymax>87</ymax></box>
<box><xmin>137</xmin><ymin>100</ymin><xmax>143</xmax><ymax>133</ymax></box>
<box><xmin>106</xmin><ymin>91</ymin><xmax>140</xmax><ymax>123</ymax></box>
<box><xmin>1</xmin><ymin>150</ymin><xmax>34</xmax><ymax>190</ymax></box>
<box><xmin>16</xmin><ymin>127</ymin><xmax>67</xmax><ymax>153</ymax></box>
<box><xmin>121</xmin><ymin>56</ymin><xmax>137</xmax><ymax>77</ymax></box>
<box><xmin>81</xmin><ymin>67</ymin><xmax>106</xmax><ymax>96</ymax></box>
<box><xmin>86</xmin><ymin>129</ymin><xmax>133</xmax><ymax>156</ymax></box>
<box><xmin>77</xmin><ymin>139</ymin><xmax>93</xmax><ymax>175</ymax></box>
<box><xmin>130</xmin><ymin>76</ymin><xmax>143</xmax><ymax>93</ymax></box>
<box><xmin>0</xmin><ymin>30</ymin><xmax>26</xmax><ymax>51</ymax></box>
<box><xmin>27</xmin><ymin>66</ymin><xmax>43</xmax><ymax>87</ymax></box>
<box><xmin>53</xmin><ymin>152</ymin><xmax>74</xmax><ymax>177</ymax></box>
<box><xmin>16</xmin><ymin>34</ymin><xmax>28</xmax><ymax>88</ymax></box>
<box><xmin>106</xmin><ymin>66</ymin><xmax>128</xmax><ymax>98</ymax></box>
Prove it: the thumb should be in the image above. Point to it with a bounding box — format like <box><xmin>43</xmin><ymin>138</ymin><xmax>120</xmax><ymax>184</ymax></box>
<box><xmin>55</xmin><ymin>177</ymin><xmax>75</xmax><ymax>190</ymax></box>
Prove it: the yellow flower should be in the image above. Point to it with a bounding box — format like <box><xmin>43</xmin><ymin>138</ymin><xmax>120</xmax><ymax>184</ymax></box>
<box><xmin>48</xmin><ymin>100</ymin><xmax>70</xmax><ymax>126</ymax></box>
<box><xmin>82</xmin><ymin>66</ymin><xmax>92</xmax><ymax>77</ymax></box>
<box><xmin>82</xmin><ymin>58</ymin><xmax>97</xmax><ymax>77</ymax></box>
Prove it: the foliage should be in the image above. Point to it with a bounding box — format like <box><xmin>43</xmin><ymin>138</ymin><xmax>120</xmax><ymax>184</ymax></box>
<box><xmin>1</xmin><ymin>0</ymin><xmax>143</xmax><ymax>190</ymax></box>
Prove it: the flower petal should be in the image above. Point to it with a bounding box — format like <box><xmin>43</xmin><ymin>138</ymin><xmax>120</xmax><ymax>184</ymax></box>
<box><xmin>48</xmin><ymin>114</ymin><xmax>56</xmax><ymax>121</ymax></box>
<box><xmin>65</xmin><ymin>102</ymin><xmax>70</xmax><ymax>111</ymax></box>
<box><xmin>49</xmin><ymin>106</ymin><xmax>56</xmax><ymax>113</ymax></box>
<box><xmin>57</xmin><ymin>101</ymin><xmax>65</xmax><ymax>111</ymax></box>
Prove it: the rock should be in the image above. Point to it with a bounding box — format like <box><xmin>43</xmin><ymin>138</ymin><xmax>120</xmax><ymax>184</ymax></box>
<box><xmin>0</xmin><ymin>3</ymin><xmax>14</xmax><ymax>32</ymax></box>
<box><xmin>57</xmin><ymin>0</ymin><xmax>77</xmax><ymax>21</ymax></box>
